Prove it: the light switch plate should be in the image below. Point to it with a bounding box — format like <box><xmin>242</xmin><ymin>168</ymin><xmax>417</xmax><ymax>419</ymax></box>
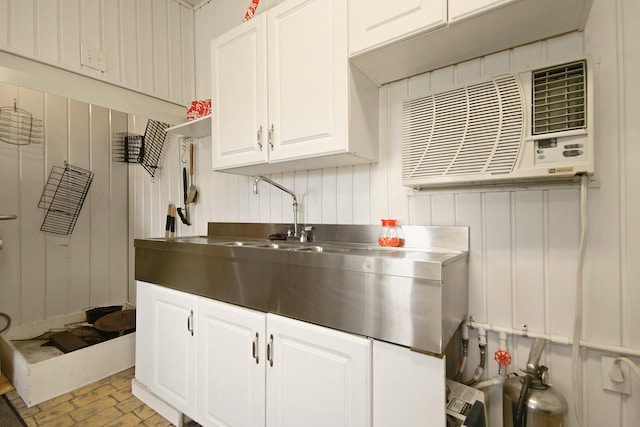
<box><xmin>601</xmin><ymin>355</ymin><xmax>631</xmax><ymax>394</ymax></box>
<box><xmin>80</xmin><ymin>43</ymin><xmax>107</xmax><ymax>72</ymax></box>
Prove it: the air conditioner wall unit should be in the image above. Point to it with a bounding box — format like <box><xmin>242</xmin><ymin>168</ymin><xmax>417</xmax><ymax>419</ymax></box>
<box><xmin>401</xmin><ymin>59</ymin><xmax>593</xmax><ymax>188</ymax></box>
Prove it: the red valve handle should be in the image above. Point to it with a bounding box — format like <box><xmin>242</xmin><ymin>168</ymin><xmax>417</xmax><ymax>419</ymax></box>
<box><xmin>494</xmin><ymin>349</ymin><xmax>512</xmax><ymax>367</ymax></box>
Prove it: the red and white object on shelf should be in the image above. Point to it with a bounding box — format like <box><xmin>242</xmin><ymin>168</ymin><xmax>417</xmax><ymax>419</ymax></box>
<box><xmin>244</xmin><ymin>0</ymin><xmax>260</xmax><ymax>21</ymax></box>
<box><xmin>378</xmin><ymin>219</ymin><xmax>405</xmax><ymax>247</ymax></box>
<box><xmin>187</xmin><ymin>99</ymin><xmax>211</xmax><ymax>121</ymax></box>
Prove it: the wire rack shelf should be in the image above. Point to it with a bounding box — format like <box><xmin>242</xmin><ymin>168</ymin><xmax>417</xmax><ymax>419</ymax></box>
<box><xmin>38</xmin><ymin>164</ymin><xmax>94</xmax><ymax>235</ymax></box>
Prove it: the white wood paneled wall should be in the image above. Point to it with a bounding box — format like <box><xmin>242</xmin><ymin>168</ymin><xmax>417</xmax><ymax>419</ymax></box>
<box><xmin>128</xmin><ymin>0</ymin><xmax>640</xmax><ymax>425</ymax></box>
<box><xmin>0</xmin><ymin>82</ymin><xmax>128</xmax><ymax>326</ymax></box>
<box><xmin>0</xmin><ymin>0</ymin><xmax>195</xmax><ymax>106</ymax></box>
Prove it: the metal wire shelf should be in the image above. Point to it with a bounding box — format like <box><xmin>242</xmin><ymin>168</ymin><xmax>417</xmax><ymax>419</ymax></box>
<box><xmin>38</xmin><ymin>164</ymin><xmax>94</xmax><ymax>235</ymax></box>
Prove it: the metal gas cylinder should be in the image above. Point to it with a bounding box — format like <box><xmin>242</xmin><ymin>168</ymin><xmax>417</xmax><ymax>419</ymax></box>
<box><xmin>503</xmin><ymin>338</ymin><xmax>568</xmax><ymax>427</ymax></box>
<box><xmin>503</xmin><ymin>374</ymin><xmax>568</xmax><ymax>427</ymax></box>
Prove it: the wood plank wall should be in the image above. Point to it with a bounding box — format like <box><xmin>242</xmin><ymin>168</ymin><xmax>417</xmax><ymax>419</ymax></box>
<box><xmin>0</xmin><ymin>0</ymin><xmax>195</xmax><ymax>106</ymax></box>
<box><xmin>0</xmin><ymin>82</ymin><xmax>129</xmax><ymax>326</ymax></box>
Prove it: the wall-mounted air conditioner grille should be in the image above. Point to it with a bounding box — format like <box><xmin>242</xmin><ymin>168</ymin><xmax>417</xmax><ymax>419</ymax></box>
<box><xmin>532</xmin><ymin>60</ymin><xmax>586</xmax><ymax>134</ymax></box>
<box><xmin>401</xmin><ymin>58</ymin><xmax>593</xmax><ymax>188</ymax></box>
<box><xmin>402</xmin><ymin>75</ymin><xmax>524</xmax><ymax>180</ymax></box>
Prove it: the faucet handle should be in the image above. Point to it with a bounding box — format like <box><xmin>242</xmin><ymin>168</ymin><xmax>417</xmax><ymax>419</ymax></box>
<box><xmin>300</xmin><ymin>226</ymin><xmax>313</xmax><ymax>242</ymax></box>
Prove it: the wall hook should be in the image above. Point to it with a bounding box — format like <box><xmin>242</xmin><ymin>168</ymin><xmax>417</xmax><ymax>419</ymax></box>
<box><xmin>180</xmin><ymin>138</ymin><xmax>189</xmax><ymax>164</ymax></box>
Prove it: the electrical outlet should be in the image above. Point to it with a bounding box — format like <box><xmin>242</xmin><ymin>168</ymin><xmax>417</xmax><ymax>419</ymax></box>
<box><xmin>601</xmin><ymin>355</ymin><xmax>631</xmax><ymax>394</ymax></box>
<box><xmin>80</xmin><ymin>43</ymin><xmax>107</xmax><ymax>72</ymax></box>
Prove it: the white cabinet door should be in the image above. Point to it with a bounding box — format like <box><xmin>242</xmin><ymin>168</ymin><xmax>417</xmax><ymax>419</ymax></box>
<box><xmin>267</xmin><ymin>0</ymin><xmax>348</xmax><ymax>162</ymax></box>
<box><xmin>211</xmin><ymin>13</ymin><xmax>268</xmax><ymax>169</ymax></box>
<box><xmin>136</xmin><ymin>284</ymin><xmax>375</xmax><ymax>426</ymax></box>
<box><xmin>372</xmin><ymin>340</ymin><xmax>446</xmax><ymax>426</ymax></box>
<box><xmin>349</xmin><ymin>0</ymin><xmax>447</xmax><ymax>55</ymax></box>
<box><xmin>197</xmin><ymin>298</ymin><xmax>267</xmax><ymax>427</ymax></box>
<box><xmin>266</xmin><ymin>313</ymin><xmax>372</xmax><ymax>427</ymax></box>
<box><xmin>212</xmin><ymin>0</ymin><xmax>367</xmax><ymax>173</ymax></box>
<box><xmin>148</xmin><ymin>285</ymin><xmax>199</xmax><ymax>416</ymax></box>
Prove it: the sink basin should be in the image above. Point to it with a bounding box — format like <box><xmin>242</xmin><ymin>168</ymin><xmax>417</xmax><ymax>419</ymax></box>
<box><xmin>207</xmin><ymin>240</ymin><xmax>357</xmax><ymax>253</ymax></box>
<box><xmin>292</xmin><ymin>246</ymin><xmax>356</xmax><ymax>253</ymax></box>
<box><xmin>252</xmin><ymin>243</ymin><xmax>306</xmax><ymax>250</ymax></box>
<box><xmin>294</xmin><ymin>246</ymin><xmax>326</xmax><ymax>252</ymax></box>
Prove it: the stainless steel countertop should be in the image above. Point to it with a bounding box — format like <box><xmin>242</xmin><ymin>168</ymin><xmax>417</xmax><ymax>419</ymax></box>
<box><xmin>135</xmin><ymin>223</ymin><xmax>469</xmax><ymax>354</ymax></box>
<box><xmin>134</xmin><ymin>235</ymin><xmax>466</xmax><ymax>281</ymax></box>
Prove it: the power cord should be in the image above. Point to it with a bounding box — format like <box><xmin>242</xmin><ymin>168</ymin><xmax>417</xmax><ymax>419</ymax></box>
<box><xmin>572</xmin><ymin>174</ymin><xmax>589</xmax><ymax>427</ymax></box>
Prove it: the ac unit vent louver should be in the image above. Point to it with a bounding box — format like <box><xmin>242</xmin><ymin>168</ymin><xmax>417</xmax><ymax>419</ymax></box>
<box><xmin>402</xmin><ymin>75</ymin><xmax>525</xmax><ymax>181</ymax></box>
<box><xmin>532</xmin><ymin>60</ymin><xmax>587</xmax><ymax>134</ymax></box>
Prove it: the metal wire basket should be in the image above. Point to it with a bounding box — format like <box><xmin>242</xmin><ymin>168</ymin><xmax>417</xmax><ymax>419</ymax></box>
<box><xmin>38</xmin><ymin>164</ymin><xmax>94</xmax><ymax>235</ymax></box>
<box><xmin>140</xmin><ymin>119</ymin><xmax>171</xmax><ymax>177</ymax></box>
<box><xmin>112</xmin><ymin>132</ymin><xmax>143</xmax><ymax>163</ymax></box>
<box><xmin>0</xmin><ymin>103</ymin><xmax>44</xmax><ymax>146</ymax></box>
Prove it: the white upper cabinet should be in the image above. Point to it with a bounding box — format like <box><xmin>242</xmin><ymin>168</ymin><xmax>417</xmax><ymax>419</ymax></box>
<box><xmin>266</xmin><ymin>0</ymin><xmax>347</xmax><ymax>163</ymax></box>
<box><xmin>349</xmin><ymin>0</ymin><xmax>446</xmax><ymax>56</ymax></box>
<box><xmin>349</xmin><ymin>0</ymin><xmax>594</xmax><ymax>85</ymax></box>
<box><xmin>211</xmin><ymin>0</ymin><xmax>378</xmax><ymax>175</ymax></box>
<box><xmin>211</xmin><ymin>13</ymin><xmax>269</xmax><ymax>169</ymax></box>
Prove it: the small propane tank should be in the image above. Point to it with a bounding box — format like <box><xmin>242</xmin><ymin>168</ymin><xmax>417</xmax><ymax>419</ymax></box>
<box><xmin>503</xmin><ymin>338</ymin><xmax>568</xmax><ymax>427</ymax></box>
<box><xmin>503</xmin><ymin>373</ymin><xmax>568</xmax><ymax>427</ymax></box>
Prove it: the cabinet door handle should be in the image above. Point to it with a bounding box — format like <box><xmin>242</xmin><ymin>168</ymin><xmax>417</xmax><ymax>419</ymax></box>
<box><xmin>268</xmin><ymin>125</ymin><xmax>274</xmax><ymax>150</ymax></box>
<box><xmin>252</xmin><ymin>332</ymin><xmax>260</xmax><ymax>364</ymax></box>
<box><xmin>266</xmin><ymin>334</ymin><xmax>274</xmax><ymax>367</ymax></box>
<box><xmin>187</xmin><ymin>310</ymin><xmax>194</xmax><ymax>336</ymax></box>
<box><xmin>257</xmin><ymin>126</ymin><xmax>263</xmax><ymax>151</ymax></box>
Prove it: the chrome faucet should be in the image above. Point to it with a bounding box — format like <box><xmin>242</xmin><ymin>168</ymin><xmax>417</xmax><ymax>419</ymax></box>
<box><xmin>253</xmin><ymin>176</ymin><xmax>299</xmax><ymax>239</ymax></box>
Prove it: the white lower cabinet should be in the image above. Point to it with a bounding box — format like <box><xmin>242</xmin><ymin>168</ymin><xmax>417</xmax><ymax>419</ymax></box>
<box><xmin>372</xmin><ymin>340</ymin><xmax>446</xmax><ymax>426</ymax></box>
<box><xmin>135</xmin><ymin>281</ymin><xmax>198</xmax><ymax>417</ymax></box>
<box><xmin>265</xmin><ymin>313</ymin><xmax>371</xmax><ymax>427</ymax></box>
<box><xmin>135</xmin><ymin>282</ymin><xmax>373</xmax><ymax>427</ymax></box>
<box><xmin>197</xmin><ymin>297</ymin><xmax>266</xmax><ymax>426</ymax></box>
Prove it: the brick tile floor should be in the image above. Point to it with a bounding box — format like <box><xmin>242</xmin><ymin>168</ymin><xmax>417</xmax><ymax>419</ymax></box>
<box><xmin>4</xmin><ymin>368</ymin><xmax>197</xmax><ymax>427</ymax></box>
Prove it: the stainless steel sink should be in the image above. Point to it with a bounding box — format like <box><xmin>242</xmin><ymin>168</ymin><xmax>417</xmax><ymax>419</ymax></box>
<box><xmin>219</xmin><ymin>241</ymin><xmax>249</xmax><ymax>246</ymax></box>
<box><xmin>135</xmin><ymin>222</ymin><xmax>469</xmax><ymax>354</ymax></box>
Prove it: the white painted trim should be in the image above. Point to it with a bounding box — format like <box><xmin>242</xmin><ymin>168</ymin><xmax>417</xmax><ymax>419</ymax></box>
<box><xmin>0</xmin><ymin>51</ymin><xmax>185</xmax><ymax>124</ymax></box>
<box><xmin>132</xmin><ymin>378</ymin><xmax>186</xmax><ymax>426</ymax></box>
